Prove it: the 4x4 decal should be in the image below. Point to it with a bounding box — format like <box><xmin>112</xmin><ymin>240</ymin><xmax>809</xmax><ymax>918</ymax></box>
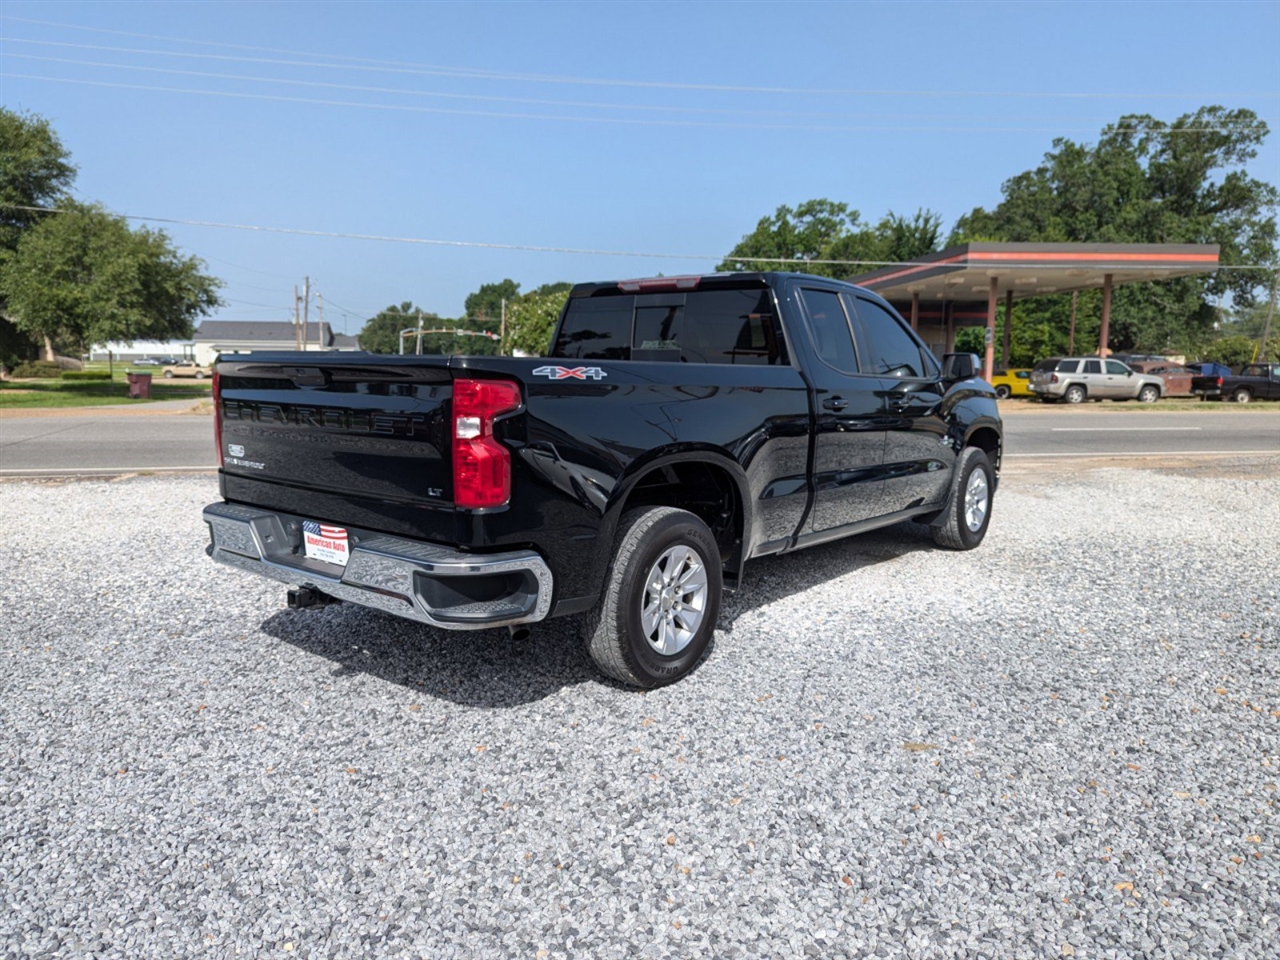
<box><xmin>532</xmin><ymin>365</ymin><xmax>608</xmax><ymax>381</ymax></box>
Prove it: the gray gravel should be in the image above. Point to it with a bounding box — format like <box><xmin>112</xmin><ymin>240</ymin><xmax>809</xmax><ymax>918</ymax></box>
<box><xmin>1</xmin><ymin>461</ymin><xmax>1277</xmax><ymax>959</ymax></box>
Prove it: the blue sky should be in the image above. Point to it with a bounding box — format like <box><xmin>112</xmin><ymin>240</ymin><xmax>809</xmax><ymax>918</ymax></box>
<box><xmin>2</xmin><ymin>0</ymin><xmax>1278</xmax><ymax>333</ymax></box>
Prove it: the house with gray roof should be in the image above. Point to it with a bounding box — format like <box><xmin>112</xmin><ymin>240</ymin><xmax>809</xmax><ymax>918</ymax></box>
<box><xmin>192</xmin><ymin>321</ymin><xmax>361</xmax><ymax>366</ymax></box>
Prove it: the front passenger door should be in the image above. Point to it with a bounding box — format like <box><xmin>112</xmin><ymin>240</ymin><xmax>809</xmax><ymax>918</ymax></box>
<box><xmin>846</xmin><ymin>295</ymin><xmax>952</xmax><ymax>514</ymax></box>
<box><xmin>1104</xmin><ymin>359</ymin><xmax>1132</xmax><ymax>397</ymax></box>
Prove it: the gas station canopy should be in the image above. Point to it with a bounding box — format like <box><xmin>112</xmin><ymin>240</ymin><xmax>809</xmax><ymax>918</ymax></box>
<box><xmin>850</xmin><ymin>242</ymin><xmax>1220</xmax><ymax>302</ymax></box>
<box><xmin>847</xmin><ymin>242</ymin><xmax>1221</xmax><ymax>378</ymax></box>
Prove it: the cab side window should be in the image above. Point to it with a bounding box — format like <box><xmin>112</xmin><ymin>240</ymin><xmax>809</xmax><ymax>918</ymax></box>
<box><xmin>799</xmin><ymin>288</ymin><xmax>859</xmax><ymax>375</ymax></box>
<box><xmin>1105</xmin><ymin>360</ymin><xmax>1128</xmax><ymax>374</ymax></box>
<box><xmin>1083</xmin><ymin>360</ymin><xmax>1102</xmax><ymax>374</ymax></box>
<box><xmin>846</xmin><ymin>296</ymin><xmax>927</xmax><ymax>378</ymax></box>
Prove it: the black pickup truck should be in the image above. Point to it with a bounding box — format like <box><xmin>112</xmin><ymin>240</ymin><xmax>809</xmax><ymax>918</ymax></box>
<box><xmin>203</xmin><ymin>272</ymin><xmax>1002</xmax><ymax>687</ymax></box>
<box><xmin>1190</xmin><ymin>362</ymin><xmax>1280</xmax><ymax>403</ymax></box>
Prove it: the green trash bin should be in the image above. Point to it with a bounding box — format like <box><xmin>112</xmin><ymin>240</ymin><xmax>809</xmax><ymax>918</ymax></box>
<box><xmin>126</xmin><ymin>371</ymin><xmax>152</xmax><ymax>399</ymax></box>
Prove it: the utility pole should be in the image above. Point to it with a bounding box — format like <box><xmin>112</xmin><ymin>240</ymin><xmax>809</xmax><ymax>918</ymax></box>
<box><xmin>293</xmin><ymin>285</ymin><xmax>301</xmax><ymax>350</ymax></box>
<box><xmin>317</xmin><ymin>293</ymin><xmax>325</xmax><ymax>349</ymax></box>
<box><xmin>301</xmin><ymin>276</ymin><xmax>311</xmax><ymax>352</ymax></box>
<box><xmin>415</xmin><ymin>309</ymin><xmax>423</xmax><ymax>356</ymax></box>
<box><xmin>1257</xmin><ymin>268</ymin><xmax>1277</xmax><ymax>362</ymax></box>
<box><xmin>500</xmin><ymin>298</ymin><xmax>507</xmax><ymax>355</ymax></box>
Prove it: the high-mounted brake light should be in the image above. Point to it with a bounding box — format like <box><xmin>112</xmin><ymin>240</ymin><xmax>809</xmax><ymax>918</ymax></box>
<box><xmin>452</xmin><ymin>378</ymin><xmax>521</xmax><ymax>509</ymax></box>
<box><xmin>212</xmin><ymin>369</ymin><xmax>224</xmax><ymax>467</ymax></box>
<box><xmin>617</xmin><ymin>276</ymin><xmax>701</xmax><ymax>293</ymax></box>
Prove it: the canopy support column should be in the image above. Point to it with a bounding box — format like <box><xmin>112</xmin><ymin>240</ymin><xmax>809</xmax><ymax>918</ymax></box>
<box><xmin>910</xmin><ymin>292</ymin><xmax>919</xmax><ymax>332</ymax></box>
<box><xmin>983</xmin><ymin>277</ymin><xmax>998</xmax><ymax>382</ymax></box>
<box><xmin>1002</xmin><ymin>289</ymin><xmax>1013</xmax><ymax>369</ymax></box>
<box><xmin>1098</xmin><ymin>273</ymin><xmax>1113</xmax><ymax>357</ymax></box>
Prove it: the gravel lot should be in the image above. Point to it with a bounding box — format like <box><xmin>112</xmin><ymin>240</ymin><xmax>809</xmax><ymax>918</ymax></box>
<box><xmin>2</xmin><ymin>462</ymin><xmax>1277</xmax><ymax>959</ymax></box>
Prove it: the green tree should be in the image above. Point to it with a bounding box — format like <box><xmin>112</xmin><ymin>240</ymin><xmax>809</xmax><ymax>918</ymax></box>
<box><xmin>718</xmin><ymin>200</ymin><xmax>943</xmax><ymax>279</ymax></box>
<box><xmin>359</xmin><ymin>302</ymin><xmax>436</xmax><ymax>354</ymax></box>
<box><xmin>0</xmin><ymin>108</ymin><xmax>76</xmax><ymax>257</ymax></box>
<box><xmin>951</xmin><ymin>107</ymin><xmax>1278</xmax><ymax>358</ymax></box>
<box><xmin>2</xmin><ymin>201</ymin><xmax>221</xmax><ymax>357</ymax></box>
<box><xmin>0</xmin><ymin>108</ymin><xmax>78</xmax><ymax>361</ymax></box>
<box><xmin>464</xmin><ymin>279</ymin><xmax>520</xmax><ymax>325</ymax></box>
<box><xmin>503</xmin><ymin>287</ymin><xmax>570</xmax><ymax>356</ymax></box>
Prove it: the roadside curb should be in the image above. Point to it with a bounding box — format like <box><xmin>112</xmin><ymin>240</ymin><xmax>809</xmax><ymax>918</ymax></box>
<box><xmin>0</xmin><ymin>399</ymin><xmax>212</xmax><ymax>420</ymax></box>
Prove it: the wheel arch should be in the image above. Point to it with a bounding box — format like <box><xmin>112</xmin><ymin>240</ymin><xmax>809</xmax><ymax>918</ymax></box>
<box><xmin>597</xmin><ymin>447</ymin><xmax>751</xmax><ymax>586</ymax></box>
<box><xmin>964</xmin><ymin>422</ymin><xmax>1003</xmax><ymax>476</ymax></box>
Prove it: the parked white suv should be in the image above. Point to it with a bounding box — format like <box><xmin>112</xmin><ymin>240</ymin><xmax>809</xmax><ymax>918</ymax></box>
<box><xmin>1029</xmin><ymin>357</ymin><xmax>1165</xmax><ymax>404</ymax></box>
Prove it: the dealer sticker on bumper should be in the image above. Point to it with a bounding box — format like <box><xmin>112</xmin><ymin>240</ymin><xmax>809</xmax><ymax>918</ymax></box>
<box><xmin>302</xmin><ymin>520</ymin><xmax>350</xmax><ymax>566</ymax></box>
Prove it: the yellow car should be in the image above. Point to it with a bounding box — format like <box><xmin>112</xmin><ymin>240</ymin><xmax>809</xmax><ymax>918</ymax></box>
<box><xmin>989</xmin><ymin>368</ymin><xmax>1033</xmax><ymax>399</ymax></box>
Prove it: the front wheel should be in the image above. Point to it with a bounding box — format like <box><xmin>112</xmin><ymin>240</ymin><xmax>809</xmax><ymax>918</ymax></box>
<box><xmin>1137</xmin><ymin>385</ymin><xmax>1160</xmax><ymax>403</ymax></box>
<box><xmin>163</xmin><ymin>371</ymin><xmax>175</xmax><ymax>379</ymax></box>
<box><xmin>1233</xmin><ymin>387</ymin><xmax>1252</xmax><ymax>404</ymax></box>
<box><xmin>931</xmin><ymin>447</ymin><xmax>994</xmax><ymax>551</ymax></box>
<box><xmin>583</xmin><ymin>507</ymin><xmax>723</xmax><ymax>688</ymax></box>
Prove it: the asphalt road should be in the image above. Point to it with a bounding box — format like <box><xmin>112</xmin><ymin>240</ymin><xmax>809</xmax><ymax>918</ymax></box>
<box><xmin>0</xmin><ymin>403</ymin><xmax>1276</xmax><ymax>476</ymax></box>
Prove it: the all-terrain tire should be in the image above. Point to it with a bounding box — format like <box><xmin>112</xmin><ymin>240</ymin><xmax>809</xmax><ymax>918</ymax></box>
<box><xmin>582</xmin><ymin>507</ymin><xmax>722</xmax><ymax>688</ymax></box>
<box><xmin>930</xmin><ymin>447</ymin><xmax>995</xmax><ymax>551</ymax></box>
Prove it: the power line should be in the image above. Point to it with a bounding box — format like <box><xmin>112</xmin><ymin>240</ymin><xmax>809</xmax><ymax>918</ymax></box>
<box><xmin>2</xmin><ymin>71</ymin><xmax>1265</xmax><ymax>136</ymax></box>
<box><xmin>14</xmin><ymin>51</ymin><xmax>1269</xmax><ymax>127</ymax></box>
<box><xmin>3</xmin><ymin>29</ymin><xmax>1276</xmax><ymax>100</ymax></box>
<box><xmin>5</xmin><ymin>203</ymin><xmax>1276</xmax><ymax>271</ymax></box>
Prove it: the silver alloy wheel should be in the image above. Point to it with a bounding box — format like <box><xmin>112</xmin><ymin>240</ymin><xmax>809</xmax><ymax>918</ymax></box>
<box><xmin>640</xmin><ymin>544</ymin><xmax>709</xmax><ymax>656</ymax></box>
<box><xmin>963</xmin><ymin>468</ymin><xmax>989</xmax><ymax>533</ymax></box>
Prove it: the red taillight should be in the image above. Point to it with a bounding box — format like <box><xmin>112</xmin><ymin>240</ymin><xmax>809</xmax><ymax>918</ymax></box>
<box><xmin>617</xmin><ymin>275</ymin><xmax>701</xmax><ymax>293</ymax></box>
<box><xmin>212</xmin><ymin>369</ymin><xmax>224</xmax><ymax>467</ymax></box>
<box><xmin>1215</xmin><ymin>377</ymin><xmax>1223</xmax><ymax>387</ymax></box>
<box><xmin>1050</xmin><ymin>373</ymin><xmax>1059</xmax><ymax>384</ymax></box>
<box><xmin>452</xmin><ymin>378</ymin><xmax>521</xmax><ymax>509</ymax></box>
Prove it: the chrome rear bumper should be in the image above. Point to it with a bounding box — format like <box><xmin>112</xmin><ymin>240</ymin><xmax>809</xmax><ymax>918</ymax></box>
<box><xmin>203</xmin><ymin>502</ymin><xmax>553</xmax><ymax>630</ymax></box>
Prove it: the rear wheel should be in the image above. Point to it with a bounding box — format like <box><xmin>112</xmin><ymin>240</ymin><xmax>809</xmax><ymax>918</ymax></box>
<box><xmin>1137</xmin><ymin>384</ymin><xmax>1160</xmax><ymax>403</ymax></box>
<box><xmin>163</xmin><ymin>371</ymin><xmax>175</xmax><ymax>379</ymax></box>
<box><xmin>583</xmin><ymin>507</ymin><xmax>722</xmax><ymax>688</ymax></box>
<box><xmin>1233</xmin><ymin>387</ymin><xmax>1252</xmax><ymax>404</ymax></box>
<box><xmin>994</xmin><ymin>385</ymin><xmax>1011</xmax><ymax>400</ymax></box>
<box><xmin>931</xmin><ymin>447</ymin><xmax>994</xmax><ymax>551</ymax></box>
<box><xmin>1064</xmin><ymin>384</ymin><xmax>1086</xmax><ymax>404</ymax></box>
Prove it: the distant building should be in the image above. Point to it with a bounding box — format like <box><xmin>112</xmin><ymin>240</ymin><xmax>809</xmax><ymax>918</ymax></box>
<box><xmin>89</xmin><ymin>339</ymin><xmax>195</xmax><ymax>362</ymax></box>
<box><xmin>192</xmin><ymin>321</ymin><xmax>362</xmax><ymax>366</ymax></box>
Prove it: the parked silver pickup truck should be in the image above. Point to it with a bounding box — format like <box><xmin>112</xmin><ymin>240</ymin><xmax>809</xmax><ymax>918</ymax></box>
<box><xmin>1029</xmin><ymin>357</ymin><xmax>1164</xmax><ymax>404</ymax></box>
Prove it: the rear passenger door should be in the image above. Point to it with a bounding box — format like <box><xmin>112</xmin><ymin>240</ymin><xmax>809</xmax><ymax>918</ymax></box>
<box><xmin>1080</xmin><ymin>359</ymin><xmax>1104</xmax><ymax>397</ymax></box>
<box><xmin>794</xmin><ymin>285</ymin><xmax>888</xmax><ymax>531</ymax></box>
<box><xmin>846</xmin><ymin>294</ymin><xmax>952</xmax><ymax>514</ymax></box>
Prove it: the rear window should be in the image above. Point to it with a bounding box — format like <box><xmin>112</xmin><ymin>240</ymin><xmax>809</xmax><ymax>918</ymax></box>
<box><xmin>553</xmin><ymin>287</ymin><xmax>788</xmax><ymax>365</ymax></box>
<box><xmin>1033</xmin><ymin>359</ymin><xmax>1060</xmax><ymax>373</ymax></box>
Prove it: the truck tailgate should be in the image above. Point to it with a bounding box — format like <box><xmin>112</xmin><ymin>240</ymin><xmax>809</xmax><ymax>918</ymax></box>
<box><xmin>217</xmin><ymin>357</ymin><xmax>455</xmax><ymax>504</ymax></box>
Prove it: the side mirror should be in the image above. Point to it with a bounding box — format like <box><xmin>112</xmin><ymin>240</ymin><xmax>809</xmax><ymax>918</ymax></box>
<box><xmin>1127</xmin><ymin>370</ymin><xmax>1133</xmax><ymax>377</ymax></box>
<box><xmin>941</xmin><ymin>353</ymin><xmax>979</xmax><ymax>381</ymax></box>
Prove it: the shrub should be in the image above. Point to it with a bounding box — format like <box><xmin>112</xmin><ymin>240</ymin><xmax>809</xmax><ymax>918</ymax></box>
<box><xmin>61</xmin><ymin>370</ymin><xmax>113</xmax><ymax>381</ymax></box>
<box><xmin>12</xmin><ymin>360</ymin><xmax>62</xmax><ymax>378</ymax></box>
